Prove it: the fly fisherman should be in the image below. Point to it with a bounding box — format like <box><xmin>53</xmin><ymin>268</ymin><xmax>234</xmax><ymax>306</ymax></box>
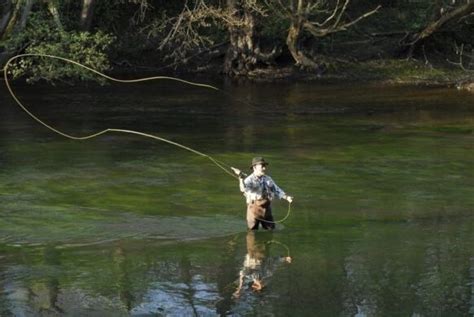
<box><xmin>231</xmin><ymin>157</ymin><xmax>293</xmax><ymax>230</ymax></box>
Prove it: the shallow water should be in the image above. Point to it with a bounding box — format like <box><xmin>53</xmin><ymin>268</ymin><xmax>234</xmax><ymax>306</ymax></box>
<box><xmin>1</xmin><ymin>78</ymin><xmax>474</xmax><ymax>316</ymax></box>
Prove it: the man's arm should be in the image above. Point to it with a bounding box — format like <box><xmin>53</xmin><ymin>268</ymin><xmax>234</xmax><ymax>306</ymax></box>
<box><xmin>270</xmin><ymin>178</ymin><xmax>293</xmax><ymax>203</ymax></box>
<box><xmin>231</xmin><ymin>167</ymin><xmax>247</xmax><ymax>193</ymax></box>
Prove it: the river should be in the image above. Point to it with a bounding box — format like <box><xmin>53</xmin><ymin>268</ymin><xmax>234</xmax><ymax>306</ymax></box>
<box><xmin>1</xmin><ymin>78</ymin><xmax>474</xmax><ymax>316</ymax></box>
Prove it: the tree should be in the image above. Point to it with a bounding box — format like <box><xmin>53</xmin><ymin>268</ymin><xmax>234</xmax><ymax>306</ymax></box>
<box><xmin>80</xmin><ymin>0</ymin><xmax>95</xmax><ymax>31</ymax></box>
<box><xmin>151</xmin><ymin>0</ymin><xmax>278</xmax><ymax>76</ymax></box>
<box><xmin>0</xmin><ymin>0</ymin><xmax>33</xmax><ymax>67</ymax></box>
<box><xmin>47</xmin><ymin>0</ymin><xmax>64</xmax><ymax>31</ymax></box>
<box><xmin>0</xmin><ymin>0</ymin><xmax>14</xmax><ymax>38</ymax></box>
<box><xmin>403</xmin><ymin>0</ymin><xmax>474</xmax><ymax>57</ymax></box>
<box><xmin>222</xmin><ymin>0</ymin><xmax>278</xmax><ymax>75</ymax></box>
<box><xmin>265</xmin><ymin>0</ymin><xmax>380</xmax><ymax>69</ymax></box>
<box><xmin>2</xmin><ymin>1</ymin><xmax>115</xmax><ymax>83</ymax></box>
<box><xmin>0</xmin><ymin>0</ymin><xmax>33</xmax><ymax>40</ymax></box>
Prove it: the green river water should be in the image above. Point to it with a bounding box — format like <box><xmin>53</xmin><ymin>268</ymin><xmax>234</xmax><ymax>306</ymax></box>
<box><xmin>1</xmin><ymin>78</ymin><xmax>474</xmax><ymax>316</ymax></box>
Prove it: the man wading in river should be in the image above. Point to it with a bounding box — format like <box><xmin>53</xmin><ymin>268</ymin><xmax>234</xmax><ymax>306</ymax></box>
<box><xmin>232</xmin><ymin>157</ymin><xmax>293</xmax><ymax>230</ymax></box>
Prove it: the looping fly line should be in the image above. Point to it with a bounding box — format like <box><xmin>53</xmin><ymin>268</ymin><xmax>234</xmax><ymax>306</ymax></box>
<box><xmin>3</xmin><ymin>53</ymin><xmax>291</xmax><ymax>224</ymax></box>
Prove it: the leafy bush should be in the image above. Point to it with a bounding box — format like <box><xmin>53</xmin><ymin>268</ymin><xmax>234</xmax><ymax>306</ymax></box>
<box><xmin>4</xmin><ymin>9</ymin><xmax>115</xmax><ymax>84</ymax></box>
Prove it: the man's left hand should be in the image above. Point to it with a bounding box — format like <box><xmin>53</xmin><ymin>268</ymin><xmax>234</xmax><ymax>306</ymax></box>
<box><xmin>286</xmin><ymin>196</ymin><xmax>293</xmax><ymax>203</ymax></box>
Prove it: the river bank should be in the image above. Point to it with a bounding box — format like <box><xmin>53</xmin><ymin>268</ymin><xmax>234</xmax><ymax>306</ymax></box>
<box><xmin>2</xmin><ymin>56</ymin><xmax>473</xmax><ymax>92</ymax></box>
<box><xmin>223</xmin><ymin>59</ymin><xmax>471</xmax><ymax>88</ymax></box>
<box><xmin>107</xmin><ymin>57</ymin><xmax>474</xmax><ymax>91</ymax></box>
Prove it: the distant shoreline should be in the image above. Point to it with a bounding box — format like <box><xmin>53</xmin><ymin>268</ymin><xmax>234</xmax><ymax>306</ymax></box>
<box><xmin>3</xmin><ymin>58</ymin><xmax>473</xmax><ymax>92</ymax></box>
<box><xmin>106</xmin><ymin>58</ymin><xmax>473</xmax><ymax>90</ymax></box>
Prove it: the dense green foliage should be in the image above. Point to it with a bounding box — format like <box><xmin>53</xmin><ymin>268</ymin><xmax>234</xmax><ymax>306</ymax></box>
<box><xmin>5</xmin><ymin>9</ymin><xmax>114</xmax><ymax>83</ymax></box>
<box><xmin>0</xmin><ymin>0</ymin><xmax>473</xmax><ymax>81</ymax></box>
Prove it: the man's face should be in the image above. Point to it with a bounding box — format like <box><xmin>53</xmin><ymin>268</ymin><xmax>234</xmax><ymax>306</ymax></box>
<box><xmin>253</xmin><ymin>164</ymin><xmax>266</xmax><ymax>176</ymax></box>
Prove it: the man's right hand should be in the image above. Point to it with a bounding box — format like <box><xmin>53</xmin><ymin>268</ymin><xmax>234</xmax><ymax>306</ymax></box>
<box><xmin>231</xmin><ymin>167</ymin><xmax>241</xmax><ymax>176</ymax></box>
<box><xmin>231</xmin><ymin>167</ymin><xmax>247</xmax><ymax>179</ymax></box>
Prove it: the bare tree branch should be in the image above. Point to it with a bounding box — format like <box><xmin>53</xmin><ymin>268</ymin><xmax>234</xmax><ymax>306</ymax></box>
<box><xmin>447</xmin><ymin>43</ymin><xmax>474</xmax><ymax>72</ymax></box>
<box><xmin>331</xmin><ymin>0</ymin><xmax>349</xmax><ymax>30</ymax></box>
<box><xmin>407</xmin><ymin>2</ymin><xmax>474</xmax><ymax>47</ymax></box>
<box><xmin>314</xmin><ymin>0</ymin><xmax>340</xmax><ymax>28</ymax></box>
<box><xmin>304</xmin><ymin>4</ymin><xmax>381</xmax><ymax>37</ymax></box>
<box><xmin>334</xmin><ymin>5</ymin><xmax>381</xmax><ymax>32</ymax></box>
<box><xmin>281</xmin><ymin>0</ymin><xmax>381</xmax><ymax>69</ymax></box>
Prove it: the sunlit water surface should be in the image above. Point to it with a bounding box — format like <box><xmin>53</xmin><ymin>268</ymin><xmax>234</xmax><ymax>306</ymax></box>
<box><xmin>1</xmin><ymin>78</ymin><xmax>474</xmax><ymax>316</ymax></box>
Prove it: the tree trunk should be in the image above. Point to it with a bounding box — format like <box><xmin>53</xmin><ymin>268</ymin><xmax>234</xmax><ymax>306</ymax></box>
<box><xmin>80</xmin><ymin>0</ymin><xmax>95</xmax><ymax>31</ymax></box>
<box><xmin>0</xmin><ymin>0</ymin><xmax>13</xmax><ymax>38</ymax></box>
<box><xmin>0</xmin><ymin>0</ymin><xmax>32</xmax><ymax>66</ymax></box>
<box><xmin>286</xmin><ymin>19</ymin><xmax>318</xmax><ymax>70</ymax></box>
<box><xmin>285</xmin><ymin>0</ymin><xmax>318</xmax><ymax>69</ymax></box>
<box><xmin>1</xmin><ymin>0</ymin><xmax>22</xmax><ymax>40</ymax></box>
<box><xmin>406</xmin><ymin>2</ymin><xmax>474</xmax><ymax>56</ymax></box>
<box><xmin>47</xmin><ymin>0</ymin><xmax>63</xmax><ymax>31</ymax></box>
<box><xmin>18</xmin><ymin>0</ymin><xmax>32</xmax><ymax>30</ymax></box>
<box><xmin>223</xmin><ymin>0</ymin><xmax>255</xmax><ymax>76</ymax></box>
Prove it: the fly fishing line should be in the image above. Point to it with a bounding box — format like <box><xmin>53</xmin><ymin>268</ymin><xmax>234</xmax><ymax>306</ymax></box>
<box><xmin>3</xmin><ymin>53</ymin><xmax>291</xmax><ymax>224</ymax></box>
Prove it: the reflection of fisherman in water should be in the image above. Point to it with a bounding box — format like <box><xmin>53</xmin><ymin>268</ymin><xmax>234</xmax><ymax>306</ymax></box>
<box><xmin>232</xmin><ymin>231</ymin><xmax>292</xmax><ymax>298</ymax></box>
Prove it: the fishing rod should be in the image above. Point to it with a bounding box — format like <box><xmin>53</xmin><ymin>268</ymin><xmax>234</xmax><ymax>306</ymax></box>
<box><xmin>3</xmin><ymin>53</ymin><xmax>292</xmax><ymax>224</ymax></box>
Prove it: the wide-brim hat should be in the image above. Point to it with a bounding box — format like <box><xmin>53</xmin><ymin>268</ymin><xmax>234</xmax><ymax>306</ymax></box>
<box><xmin>250</xmin><ymin>157</ymin><xmax>269</xmax><ymax>169</ymax></box>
